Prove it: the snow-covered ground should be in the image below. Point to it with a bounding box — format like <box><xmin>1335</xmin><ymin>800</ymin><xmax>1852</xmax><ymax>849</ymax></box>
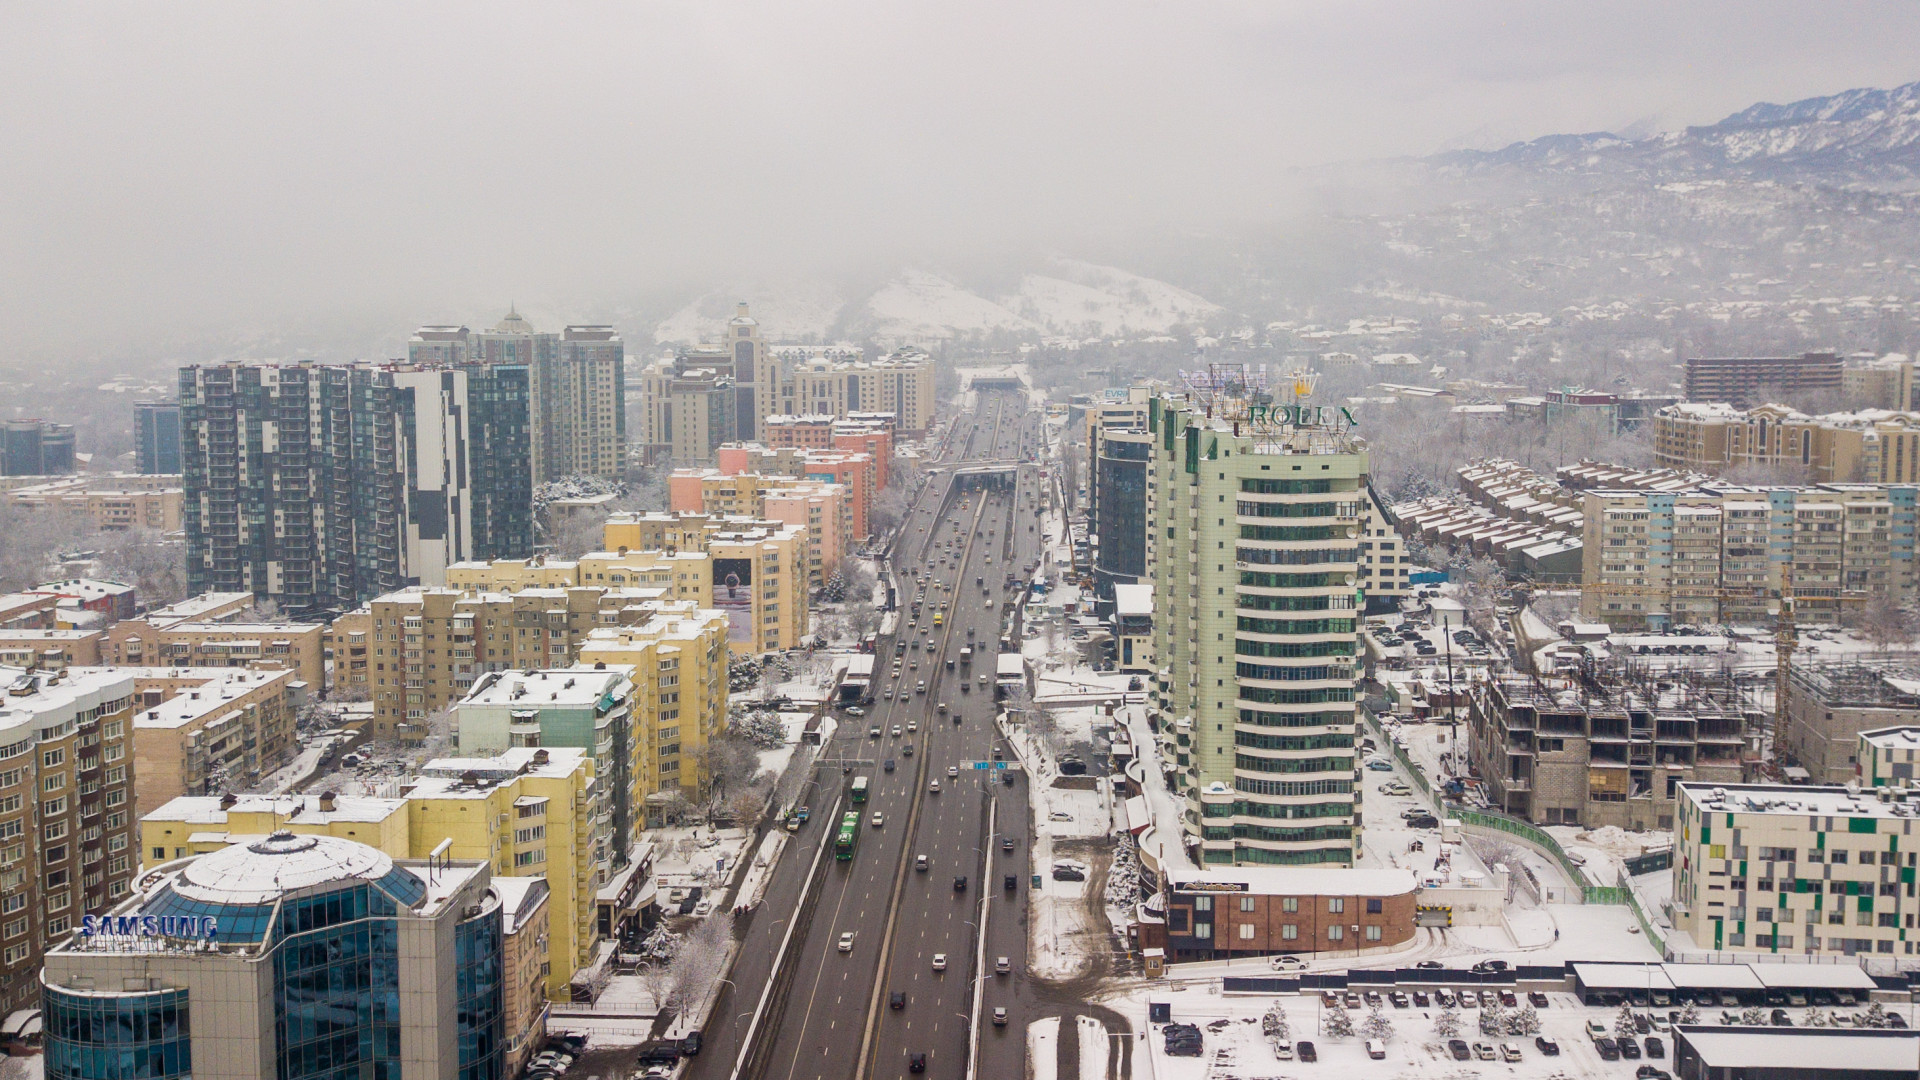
<box><xmin>1028</xmin><ymin>1016</ymin><xmax>1060</xmax><ymax>1080</ymax></box>
<box><xmin>1003</xmin><ymin>714</ymin><xmax>1120</xmax><ymax>981</ymax></box>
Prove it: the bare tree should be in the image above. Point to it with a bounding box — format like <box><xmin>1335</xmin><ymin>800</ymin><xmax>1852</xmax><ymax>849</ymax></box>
<box><xmin>668</xmin><ymin>912</ymin><xmax>735</xmax><ymax>1016</ymax></box>
<box><xmin>93</xmin><ymin>526</ymin><xmax>187</xmax><ymax>605</ymax></box>
<box><xmin>870</xmin><ymin>487</ymin><xmax>910</xmax><ymax>538</ymax></box>
<box><xmin>1851</xmin><ymin>593</ymin><xmax>1916</xmax><ymax>656</ymax></box>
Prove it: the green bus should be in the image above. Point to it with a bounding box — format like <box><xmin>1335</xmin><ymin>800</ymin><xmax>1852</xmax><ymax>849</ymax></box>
<box><xmin>850</xmin><ymin>776</ymin><xmax>870</xmax><ymax>804</ymax></box>
<box><xmin>834</xmin><ymin>812</ymin><xmax>860</xmax><ymax>861</ymax></box>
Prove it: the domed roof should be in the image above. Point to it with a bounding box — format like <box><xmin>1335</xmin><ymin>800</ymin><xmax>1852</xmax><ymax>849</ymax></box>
<box><xmin>493</xmin><ymin>304</ymin><xmax>536</xmax><ymax>335</ymax></box>
<box><xmin>172</xmin><ymin>831</ymin><xmax>404</xmax><ymax>905</ymax></box>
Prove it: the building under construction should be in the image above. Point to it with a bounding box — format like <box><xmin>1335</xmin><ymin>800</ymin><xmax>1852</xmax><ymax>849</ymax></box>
<box><xmin>1467</xmin><ymin>661</ymin><xmax>1761</xmax><ymax>830</ymax></box>
<box><xmin>1779</xmin><ymin>662</ymin><xmax>1920</xmax><ymax>786</ymax></box>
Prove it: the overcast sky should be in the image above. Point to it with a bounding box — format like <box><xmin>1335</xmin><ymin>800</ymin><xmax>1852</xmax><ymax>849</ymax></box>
<box><xmin>4</xmin><ymin>1</ymin><xmax>1918</xmax><ymax>359</ymax></box>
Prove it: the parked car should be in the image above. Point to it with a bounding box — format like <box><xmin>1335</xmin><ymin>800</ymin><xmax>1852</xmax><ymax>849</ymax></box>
<box><xmin>1415</xmin><ymin>960</ymin><xmax>1445</xmax><ymax>970</ymax></box>
<box><xmin>1296</xmin><ymin>1041</ymin><xmax>1317</xmax><ymax>1062</ymax></box>
<box><xmin>1412</xmin><ymin>991</ymin><xmax>1431</xmax><ymax>1007</ymax></box>
<box><xmin>1595</xmin><ymin>1037</ymin><xmax>1620</xmax><ymax>1061</ymax></box>
<box><xmin>1269</xmin><ymin>954</ymin><xmax>1308</xmax><ymax>971</ymax></box>
<box><xmin>1389</xmin><ymin>991</ymin><xmax>1410</xmax><ymax>1008</ymax></box>
<box><xmin>1528</xmin><ymin>991</ymin><xmax>1550</xmax><ymax>1008</ymax></box>
<box><xmin>679</xmin><ymin>1032</ymin><xmax>702</xmax><ymax>1057</ymax></box>
<box><xmin>1366</xmin><ymin>1039</ymin><xmax>1386</xmax><ymax>1060</ymax></box>
<box><xmin>1473</xmin><ymin>1042</ymin><xmax>1496</xmax><ymax>1061</ymax></box>
<box><xmin>1471</xmin><ymin>959</ymin><xmax>1509</xmax><ymax>974</ymax></box>
<box><xmin>1447</xmin><ymin>1039</ymin><xmax>1471</xmax><ymax>1061</ymax></box>
<box><xmin>1645</xmin><ymin>1035</ymin><xmax>1664</xmax><ymax>1058</ymax></box>
<box><xmin>1500</xmin><ymin>1043</ymin><xmax>1522</xmax><ymax>1062</ymax></box>
<box><xmin>1619</xmin><ymin>1036</ymin><xmax>1642</xmax><ymax>1059</ymax></box>
<box><xmin>1272</xmin><ymin>1040</ymin><xmax>1293</xmax><ymax>1061</ymax></box>
<box><xmin>1534</xmin><ymin>1037</ymin><xmax>1560</xmax><ymax>1056</ymax></box>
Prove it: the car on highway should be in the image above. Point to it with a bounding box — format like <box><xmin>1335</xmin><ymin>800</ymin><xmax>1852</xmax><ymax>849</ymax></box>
<box><xmin>1004</xmin><ymin>874</ymin><xmax>1017</xmax><ymax>891</ymax></box>
<box><xmin>838</xmin><ymin>933</ymin><xmax>854</xmax><ymax>952</ymax></box>
<box><xmin>948</xmin><ymin>766</ymin><xmax>960</xmax><ymax>778</ymax></box>
<box><xmin>1001</xmin><ymin>836</ymin><xmax>1015</xmax><ymax>850</ymax></box>
<box><xmin>890</xmin><ymin>991</ymin><xmax>905</xmax><ymax>1010</ymax></box>
<box><xmin>907</xmin><ymin>720</ymin><xmax>918</xmax><ymax>732</ymax></box>
<box><xmin>932</xmin><ymin>954</ymin><xmax>947</xmax><ymax>971</ymax></box>
<box><xmin>868</xmin><ymin>726</ymin><xmax>881</xmax><ymax>738</ymax></box>
<box><xmin>844</xmin><ymin>706</ymin><xmax>865</xmax><ymax>717</ymax></box>
<box><xmin>870</xmin><ymin>813</ymin><xmax>885</xmax><ymax>827</ymax></box>
<box><xmin>890</xmin><ymin>725</ymin><xmax>902</xmax><ymax>737</ymax></box>
<box><xmin>903</xmin><ymin>744</ymin><xmax>914</xmax><ymax>756</ymax></box>
<box><xmin>995</xmin><ymin>956</ymin><xmax>1010</xmax><ymax>975</ymax></box>
<box><xmin>992</xmin><ymin>1008</ymin><xmax>1007</xmax><ymax>1026</ymax></box>
<box><xmin>929</xmin><ymin>779</ymin><xmax>940</xmax><ymax>793</ymax></box>
<box><xmin>916</xmin><ymin>681</ymin><xmax>927</xmax><ymax>694</ymax></box>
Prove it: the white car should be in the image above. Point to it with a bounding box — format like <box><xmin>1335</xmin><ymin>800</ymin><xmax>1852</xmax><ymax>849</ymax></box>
<box><xmin>947</xmin><ymin>766</ymin><xmax>959</xmax><ymax>778</ymax></box>
<box><xmin>907</xmin><ymin>721</ymin><xmax>918</xmax><ymax>732</ymax></box>
<box><xmin>891</xmin><ymin>725</ymin><xmax>902</xmax><ymax>737</ymax></box>
<box><xmin>1269</xmin><ymin>954</ymin><xmax>1308</xmax><ymax>971</ymax></box>
<box><xmin>929</xmin><ymin>779</ymin><xmax>941</xmax><ymax>793</ymax></box>
<box><xmin>838</xmin><ymin>933</ymin><xmax>854</xmax><ymax>952</ymax></box>
<box><xmin>932</xmin><ymin>953</ymin><xmax>948</xmax><ymax>971</ymax></box>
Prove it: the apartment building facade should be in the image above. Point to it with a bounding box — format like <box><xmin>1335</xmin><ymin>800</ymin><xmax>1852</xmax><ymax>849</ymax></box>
<box><xmin>576</xmin><ymin>610</ymin><xmax>731</xmax><ymax>813</ymax></box>
<box><xmin>1779</xmin><ymin>666</ymin><xmax>1920</xmax><ymax>785</ymax></box>
<box><xmin>669</xmin><ymin>469</ymin><xmax>848</xmax><ymax>584</ymax></box>
<box><xmin>0</xmin><ymin>668</ymin><xmax>140</xmax><ymax>1015</ymax></box>
<box><xmin>104</xmin><ymin>611</ymin><xmax>326</xmax><ymax>690</ymax></box>
<box><xmin>1581</xmin><ymin>483</ymin><xmax>1920</xmax><ymax>628</ymax></box>
<box><xmin>129</xmin><ymin>666</ymin><xmax>299</xmax><ymax>812</ymax></box>
<box><xmin>1683</xmin><ymin>352</ymin><xmax>1842</xmax><ymax>408</ymax></box>
<box><xmin>1653</xmin><ymin>401</ymin><xmax>1920</xmax><ymax>483</ymax></box>
<box><xmin>135</xmin><ymin>401</ymin><xmax>181</xmax><ymax>475</ymax></box>
<box><xmin>1146</xmin><ymin>393</ymin><xmax>1368</xmax><ymax>867</ymax></box>
<box><xmin>1673</xmin><ymin>781</ymin><xmax>1920</xmax><ymax>957</ymax></box>
<box><xmin>411</xmin><ymin>312</ymin><xmax>626</xmax><ymax>482</ymax></box>
<box><xmin>180</xmin><ymin>361</ymin><xmax>532</xmax><ymax>615</ymax></box>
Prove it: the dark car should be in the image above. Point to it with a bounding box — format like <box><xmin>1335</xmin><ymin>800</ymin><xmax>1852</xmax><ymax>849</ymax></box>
<box><xmin>1448</xmin><ymin>1039</ymin><xmax>1471</xmax><ymax>1061</ymax></box>
<box><xmin>1051</xmin><ymin>866</ymin><xmax>1085</xmax><ymax>882</ymax></box>
<box><xmin>1415</xmin><ymin>960</ymin><xmax>1445</xmax><ymax>970</ymax></box>
<box><xmin>1004</xmin><ymin>874</ymin><xmax>1017</xmax><ymax>891</ymax></box>
<box><xmin>1619</xmin><ymin>1036</ymin><xmax>1641</xmax><ymax>1060</ymax></box>
<box><xmin>1001</xmin><ymin>837</ymin><xmax>1016</xmax><ymax>851</ymax></box>
<box><xmin>1499</xmin><ymin>990</ymin><xmax>1518</xmax><ymax>1007</ymax></box>
<box><xmin>1534</xmin><ymin>1037</ymin><xmax>1559</xmax><ymax>1056</ymax></box>
<box><xmin>954</xmin><ymin>876</ymin><xmax>968</xmax><ymax>891</ymax></box>
<box><xmin>1528</xmin><ymin>991</ymin><xmax>1549</xmax><ymax>1008</ymax></box>
<box><xmin>1634</xmin><ymin>1012</ymin><xmax>1652</xmax><ymax>1034</ymax></box>
<box><xmin>1296</xmin><ymin>1041</ymin><xmax>1317</xmax><ymax>1062</ymax></box>
<box><xmin>909</xmin><ymin>1052</ymin><xmax>927</xmax><ymax>1073</ymax></box>
<box><xmin>680</xmin><ymin>1031</ymin><xmax>702</xmax><ymax>1056</ymax></box>
<box><xmin>890</xmin><ymin>991</ymin><xmax>905</xmax><ymax>1010</ymax></box>
<box><xmin>1406</xmin><ymin>814</ymin><xmax>1439</xmax><ymax>829</ymax></box>
<box><xmin>1645</xmin><ymin>1035</ymin><xmax>1664</xmax><ymax>1059</ymax></box>
<box><xmin>1770</xmin><ymin>1009</ymin><xmax>1791</xmax><ymax>1027</ymax></box>
<box><xmin>636</xmin><ymin>1043</ymin><xmax>681</xmax><ymax>1065</ymax></box>
<box><xmin>1412</xmin><ymin>991</ymin><xmax>1431</xmax><ymax>1006</ymax></box>
<box><xmin>1595</xmin><ymin>1037</ymin><xmax>1620</xmax><ymax>1061</ymax></box>
<box><xmin>1471</xmin><ymin>959</ymin><xmax>1509</xmax><ymax>974</ymax></box>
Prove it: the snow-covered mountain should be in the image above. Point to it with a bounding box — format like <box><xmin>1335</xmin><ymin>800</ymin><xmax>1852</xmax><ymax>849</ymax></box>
<box><xmin>1434</xmin><ymin>78</ymin><xmax>1920</xmax><ymax>187</ymax></box>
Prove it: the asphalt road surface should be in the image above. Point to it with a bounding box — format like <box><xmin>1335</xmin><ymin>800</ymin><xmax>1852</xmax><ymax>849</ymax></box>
<box><xmin>688</xmin><ymin>393</ymin><xmax>1057</xmax><ymax>1080</ymax></box>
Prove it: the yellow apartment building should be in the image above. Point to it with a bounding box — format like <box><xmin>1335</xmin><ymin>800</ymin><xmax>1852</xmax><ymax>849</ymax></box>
<box><xmin>577</xmin><ymin>608</ymin><xmax>731</xmax><ymax>812</ymax></box>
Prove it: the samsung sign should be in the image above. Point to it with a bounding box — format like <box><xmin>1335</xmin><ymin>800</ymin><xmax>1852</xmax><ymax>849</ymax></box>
<box><xmin>80</xmin><ymin>915</ymin><xmax>220</xmax><ymax>939</ymax></box>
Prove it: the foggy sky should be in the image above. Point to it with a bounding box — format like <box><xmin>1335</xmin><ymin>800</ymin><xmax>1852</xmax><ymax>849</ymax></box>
<box><xmin>4</xmin><ymin>1</ymin><xmax>1918</xmax><ymax>361</ymax></box>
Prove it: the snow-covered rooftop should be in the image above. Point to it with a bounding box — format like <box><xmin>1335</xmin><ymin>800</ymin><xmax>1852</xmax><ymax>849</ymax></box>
<box><xmin>1164</xmin><ymin>866</ymin><xmax>1417</xmax><ymax>897</ymax></box>
<box><xmin>1677</xmin><ymin>1027</ymin><xmax>1920</xmax><ymax>1072</ymax></box>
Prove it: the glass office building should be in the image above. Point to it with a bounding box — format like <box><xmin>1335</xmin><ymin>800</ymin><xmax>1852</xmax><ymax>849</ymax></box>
<box><xmin>41</xmin><ymin>832</ymin><xmax>502</xmax><ymax>1080</ymax></box>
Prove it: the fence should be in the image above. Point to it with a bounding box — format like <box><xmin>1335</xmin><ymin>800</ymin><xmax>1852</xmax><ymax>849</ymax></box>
<box><xmin>1362</xmin><ymin>708</ymin><xmax>1671</xmax><ymax>955</ymax></box>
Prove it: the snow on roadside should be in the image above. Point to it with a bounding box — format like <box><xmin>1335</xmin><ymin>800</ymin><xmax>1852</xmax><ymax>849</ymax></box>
<box><xmin>1076</xmin><ymin>1015</ymin><xmax>1109</xmax><ymax>1080</ymax></box>
<box><xmin>1028</xmin><ymin>1016</ymin><xmax>1060</xmax><ymax>1080</ymax></box>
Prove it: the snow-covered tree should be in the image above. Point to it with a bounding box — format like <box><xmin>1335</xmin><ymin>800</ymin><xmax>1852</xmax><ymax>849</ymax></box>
<box><xmin>1261</xmin><ymin>1001</ymin><xmax>1289</xmax><ymax>1043</ymax></box>
<box><xmin>1479</xmin><ymin>1001</ymin><xmax>1506</xmax><ymax>1036</ymax></box>
<box><xmin>730</xmin><ymin>711</ymin><xmax>788</xmax><ymax>748</ymax></box>
<box><xmin>1613</xmin><ymin>1003</ymin><xmax>1637</xmax><ymax>1039</ymax></box>
<box><xmin>1322</xmin><ymin>1002</ymin><xmax>1354</xmax><ymax>1039</ymax></box>
<box><xmin>1803</xmin><ymin>1007</ymin><xmax>1827</xmax><ymax>1027</ymax></box>
<box><xmin>1505</xmin><ymin>1003</ymin><xmax>1541</xmax><ymax>1036</ymax></box>
<box><xmin>1678</xmin><ymin>1002</ymin><xmax>1700</xmax><ymax>1025</ymax></box>
<box><xmin>1432</xmin><ymin>1004</ymin><xmax>1462</xmax><ymax>1038</ymax></box>
<box><xmin>1740</xmin><ymin>1005</ymin><xmax>1767</xmax><ymax>1026</ymax></box>
<box><xmin>1863</xmin><ymin>1002</ymin><xmax>1890</xmax><ymax>1028</ymax></box>
<box><xmin>1359</xmin><ymin>1006</ymin><xmax>1394</xmax><ymax>1042</ymax></box>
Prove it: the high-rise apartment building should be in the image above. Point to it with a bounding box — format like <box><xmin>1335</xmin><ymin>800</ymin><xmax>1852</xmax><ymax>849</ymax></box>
<box><xmin>1684</xmin><ymin>351</ymin><xmax>1843</xmax><ymax>408</ymax></box>
<box><xmin>637</xmin><ymin>361</ymin><xmax>739</xmax><ymax>464</ymax></box>
<box><xmin>1580</xmin><ymin>483</ymin><xmax>1920</xmax><ymax>628</ymax></box>
<box><xmin>1147</xmin><ymin>393</ymin><xmax>1367</xmax><ymax>867</ymax></box>
<box><xmin>411</xmin><ymin>311</ymin><xmax>626</xmax><ymax>482</ymax></box>
<box><xmin>0</xmin><ymin>419</ymin><xmax>75</xmax><ymax>476</ymax></box>
<box><xmin>0</xmin><ymin>668</ymin><xmax>139</xmax><ymax>1015</ymax></box>
<box><xmin>134</xmin><ymin>401</ymin><xmax>181</xmax><ymax>474</ymax></box>
<box><xmin>577</xmin><ymin>611</ymin><xmax>731</xmax><ymax>814</ymax></box>
<box><xmin>179</xmin><ymin>362</ymin><xmax>532</xmax><ymax>615</ymax></box>
<box><xmin>1092</xmin><ymin>427</ymin><xmax>1151</xmax><ymax>599</ymax></box>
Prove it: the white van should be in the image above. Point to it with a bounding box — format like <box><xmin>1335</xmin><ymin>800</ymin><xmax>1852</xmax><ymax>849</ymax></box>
<box><xmin>1366</xmin><ymin>1039</ymin><xmax>1386</xmax><ymax>1060</ymax></box>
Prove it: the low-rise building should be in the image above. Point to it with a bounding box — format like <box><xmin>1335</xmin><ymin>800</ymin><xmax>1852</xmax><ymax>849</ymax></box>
<box><xmin>1673</xmin><ymin>780</ymin><xmax>1920</xmax><ymax>958</ymax></box>
<box><xmin>140</xmin><ymin>790</ymin><xmax>411</xmax><ymax>865</ymax></box>
<box><xmin>1858</xmin><ymin>724</ymin><xmax>1920</xmax><ymax>789</ymax></box>
<box><xmin>1135</xmin><ymin>867</ymin><xmax>1417</xmax><ymax>962</ymax></box>
<box><xmin>41</xmin><ymin>833</ymin><xmax>504</xmax><ymax>1080</ymax></box>
<box><xmin>1111</xmin><ymin>583</ymin><xmax>1154</xmax><ymax>673</ymax></box>
<box><xmin>1780</xmin><ymin>665</ymin><xmax>1920</xmax><ymax>785</ymax></box>
<box><xmin>29</xmin><ymin>578</ymin><xmax>138</xmax><ymax>625</ymax></box>
<box><xmin>0</xmin><ymin>629</ymin><xmax>103</xmax><ymax>668</ymax></box>
<box><xmin>495</xmin><ymin>876</ymin><xmax>552</xmax><ymax>1076</ymax></box>
<box><xmin>325</xmin><ymin>605</ymin><xmax>372</xmax><ymax>694</ymax></box>
<box><xmin>104</xmin><ymin>593</ymin><xmax>325</xmax><ymax>688</ymax></box>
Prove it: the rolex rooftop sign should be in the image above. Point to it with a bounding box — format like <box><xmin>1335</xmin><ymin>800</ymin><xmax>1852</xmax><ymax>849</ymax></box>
<box><xmin>80</xmin><ymin>914</ymin><xmax>220</xmax><ymax>939</ymax></box>
<box><xmin>1241</xmin><ymin>403</ymin><xmax>1358</xmax><ymax>432</ymax></box>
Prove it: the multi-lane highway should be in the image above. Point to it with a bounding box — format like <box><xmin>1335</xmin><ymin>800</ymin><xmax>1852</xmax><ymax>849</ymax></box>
<box><xmin>689</xmin><ymin>392</ymin><xmax>1053</xmax><ymax>1080</ymax></box>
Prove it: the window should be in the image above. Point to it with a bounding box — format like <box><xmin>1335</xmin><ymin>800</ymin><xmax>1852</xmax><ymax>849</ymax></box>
<box><xmin>152</xmin><ymin>847</ymin><xmax>166</xmax><ymax>861</ymax></box>
<box><xmin>1365</xmin><ymin>925</ymin><xmax>1383</xmax><ymax>941</ymax></box>
<box><xmin>1238</xmin><ymin>923</ymin><xmax>1255</xmax><ymax>940</ymax></box>
<box><xmin>1327</xmin><ymin>897</ymin><xmax>1345</xmax><ymax>914</ymax></box>
<box><xmin>1239</xmin><ymin>896</ymin><xmax>1256</xmax><ymax>912</ymax></box>
<box><xmin>1281</xmin><ymin>897</ymin><xmax>1299</xmax><ymax>913</ymax></box>
<box><xmin>41</xmin><ymin>797</ymin><xmax>64</xmax><ymax>817</ymax></box>
<box><xmin>1757</xmin><ymin>908</ymin><xmax>1774</xmax><ymax>923</ymax></box>
<box><xmin>1327</xmin><ymin>925</ymin><xmax>1344</xmax><ymax>941</ymax></box>
<box><xmin>1281</xmin><ymin>924</ymin><xmax>1298</xmax><ymax>940</ymax></box>
<box><xmin>41</xmin><ymin>749</ymin><xmax>63</xmax><ymax>769</ymax></box>
<box><xmin>42</xmin><ymin>774</ymin><xmax>64</xmax><ymax>793</ymax></box>
<box><xmin>1192</xmin><ymin>922</ymin><xmax>1212</xmax><ymax>939</ymax></box>
<box><xmin>1193</xmin><ymin>896</ymin><xmax>1212</xmax><ymax>912</ymax></box>
<box><xmin>1366</xmin><ymin>898</ymin><xmax>1383</xmax><ymax>914</ymax></box>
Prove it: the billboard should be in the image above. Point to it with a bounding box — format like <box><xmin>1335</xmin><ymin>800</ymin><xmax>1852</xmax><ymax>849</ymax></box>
<box><xmin>713</xmin><ymin>558</ymin><xmax>754</xmax><ymax>643</ymax></box>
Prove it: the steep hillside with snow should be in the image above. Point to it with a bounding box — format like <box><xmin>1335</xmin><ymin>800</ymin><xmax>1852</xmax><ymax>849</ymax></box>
<box><xmin>1006</xmin><ymin>260</ymin><xmax>1223</xmax><ymax>337</ymax></box>
<box><xmin>855</xmin><ymin>271</ymin><xmax>1037</xmax><ymax>341</ymax></box>
<box><xmin>1433</xmin><ymin>77</ymin><xmax>1920</xmax><ymax>188</ymax></box>
<box><xmin>653</xmin><ymin>285</ymin><xmax>847</xmax><ymax>344</ymax></box>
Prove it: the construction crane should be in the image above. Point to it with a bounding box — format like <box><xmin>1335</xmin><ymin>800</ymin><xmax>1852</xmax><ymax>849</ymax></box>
<box><xmin>1575</xmin><ymin>566</ymin><xmax>1868</xmax><ymax>740</ymax></box>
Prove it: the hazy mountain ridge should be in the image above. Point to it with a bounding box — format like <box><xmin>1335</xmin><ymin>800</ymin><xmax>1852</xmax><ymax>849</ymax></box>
<box><xmin>1433</xmin><ymin>77</ymin><xmax>1920</xmax><ymax>187</ymax></box>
